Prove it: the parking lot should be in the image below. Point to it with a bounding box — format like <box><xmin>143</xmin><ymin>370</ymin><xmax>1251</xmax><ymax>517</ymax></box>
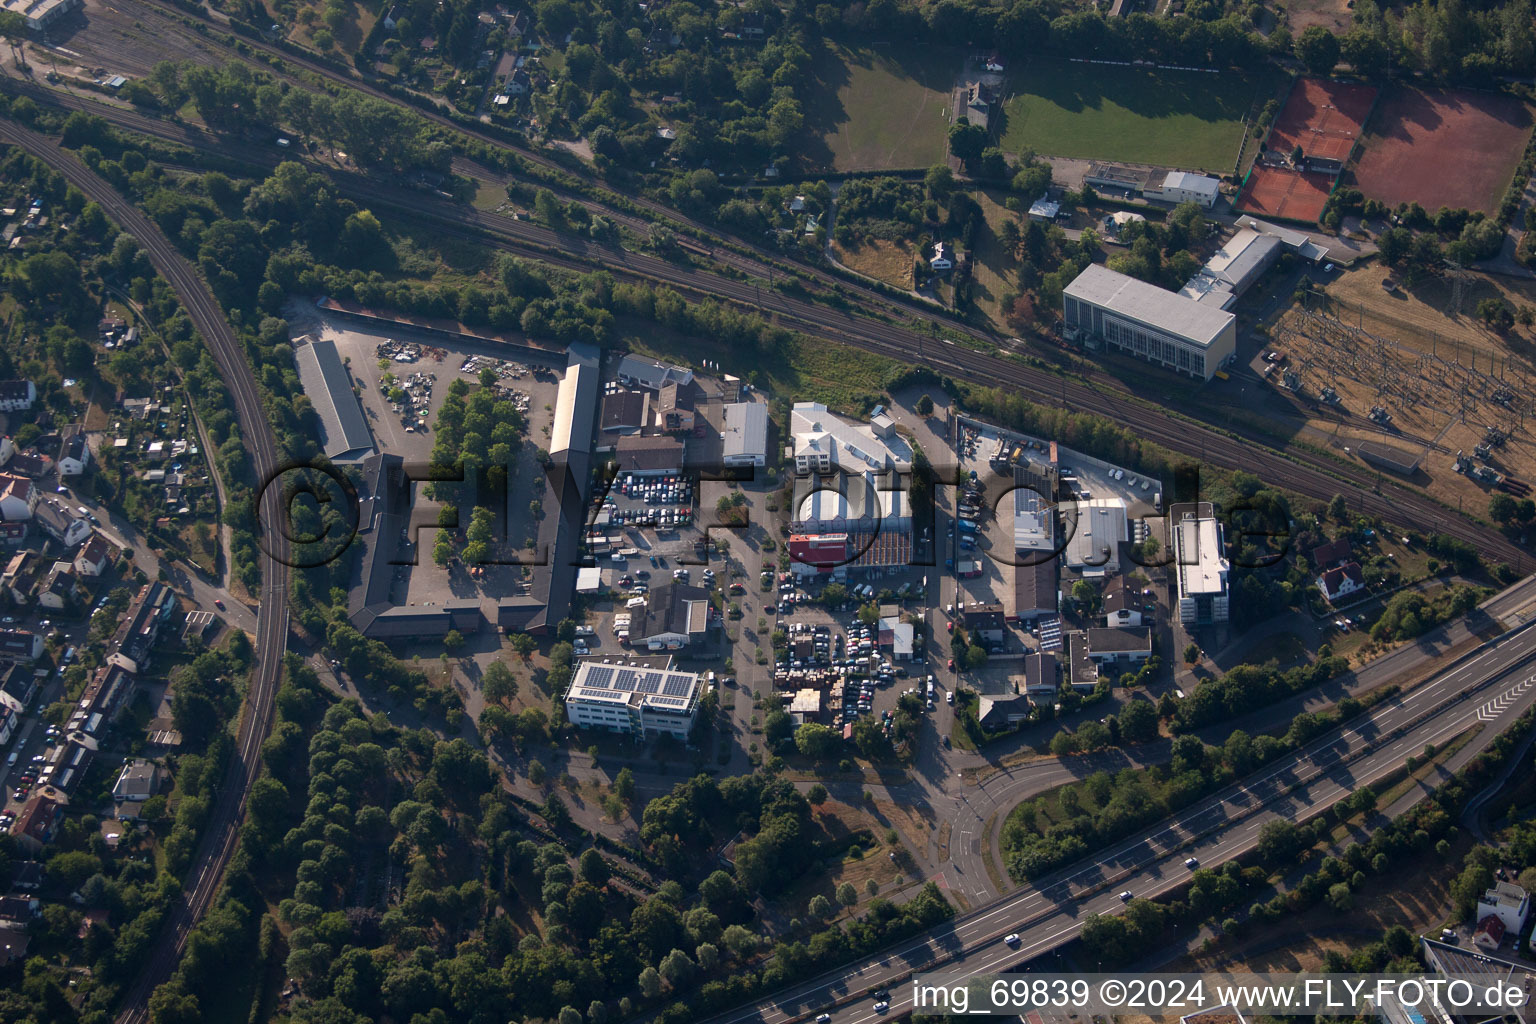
<box><xmin>595</xmin><ymin>473</ymin><xmax>696</xmax><ymax>535</ymax></box>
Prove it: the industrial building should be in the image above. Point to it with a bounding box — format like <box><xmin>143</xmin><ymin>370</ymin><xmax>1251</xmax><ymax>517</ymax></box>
<box><xmin>1061</xmin><ymin>498</ymin><xmax>1127</xmax><ymax>576</ymax></box>
<box><xmin>788</xmin><ymin>403</ymin><xmax>912</xmax><ymax>572</ymax></box>
<box><xmin>1169</xmin><ymin>502</ymin><xmax>1230</xmax><ymax>625</ymax></box>
<box><xmin>564</xmin><ymin>660</ymin><xmax>701</xmax><ymax>739</ymax></box>
<box><xmin>1178</xmin><ymin>228</ymin><xmax>1284</xmax><ymax>309</ymax></box>
<box><xmin>721</xmin><ymin>402</ymin><xmax>769</xmax><ymax>467</ymax></box>
<box><xmin>1063</xmin><ymin>264</ymin><xmax>1237</xmax><ymax>381</ymax></box>
<box><xmin>628</xmin><ymin>582</ymin><xmax>712</xmax><ymax>650</ymax></box>
<box><xmin>2</xmin><ymin>0</ymin><xmax>80</xmax><ymax>32</ymax></box>
<box><xmin>294</xmin><ymin>337</ymin><xmax>375</xmax><ymax>462</ymax></box>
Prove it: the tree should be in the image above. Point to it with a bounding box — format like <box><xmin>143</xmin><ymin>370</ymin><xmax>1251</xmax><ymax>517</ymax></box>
<box><xmin>924</xmin><ymin>164</ymin><xmax>954</xmax><ymax>199</ymax></box>
<box><xmin>795</xmin><ymin>723</ymin><xmax>841</xmax><ymax>761</ymax></box>
<box><xmin>1117</xmin><ymin>699</ymin><xmax>1158</xmax><ymax>743</ymax></box>
<box><xmin>510</xmin><ymin>632</ymin><xmax>537</xmax><ymax>659</ymax></box>
<box><xmin>857</xmin><ymin>602</ymin><xmax>880</xmax><ymax>627</ymax></box>
<box><xmin>483</xmin><ymin>660</ymin><xmax>518</xmax><ymax>706</ymax></box>
<box><xmin>1295</xmin><ymin>25</ymin><xmax>1341</xmax><ymax>75</ymax></box>
<box><xmin>1183</xmin><ymin>643</ymin><xmax>1201</xmax><ymax>665</ymax></box>
<box><xmin>1327</xmin><ymin>882</ymin><xmax>1354</xmax><ymax>911</ymax></box>
<box><xmin>528</xmin><ymin>759</ymin><xmax>547</xmax><ymax>785</ymax></box>
<box><xmin>836</xmin><ymin>882</ymin><xmax>858</xmax><ymax>911</ymax></box>
<box><xmin>638</xmin><ymin>966</ymin><xmax>662</xmax><ymax>999</ymax></box>
<box><xmin>807</xmin><ymin>894</ymin><xmax>832</xmax><ymax>918</ymax></box>
<box><xmin>658</xmin><ymin>948</ymin><xmax>694</xmax><ymax>986</ymax></box>
<box><xmin>615</xmin><ymin>766</ymin><xmax>636</xmax><ymax>803</ymax></box>
<box><xmin>560</xmin><ymin>1007</ymin><xmax>583</xmax><ymax>1024</ymax></box>
<box><xmin>821</xmin><ymin>583</ymin><xmax>848</xmax><ymax>608</ymax></box>
<box><xmin>916</xmin><ymin>394</ymin><xmax>935</xmax><ymax>417</ymax></box>
<box><xmin>443</xmin><ymin>629</ymin><xmax>465</xmax><ymax>653</ymax></box>
<box><xmin>1328</xmin><ymin>494</ymin><xmax>1348</xmax><ymax>521</ymax></box>
<box><xmin>807</xmin><ymin>783</ymin><xmax>828</xmax><ymax>805</ymax></box>
<box><xmin>579</xmin><ymin>848</ymin><xmax>611</xmax><ymax>886</ymax></box>
<box><xmin>947</xmin><ymin>121</ymin><xmax>988</xmax><ymax>165</ymax></box>
<box><xmin>1490</xmin><ymin>493</ymin><xmax>1519</xmax><ymax>523</ymax></box>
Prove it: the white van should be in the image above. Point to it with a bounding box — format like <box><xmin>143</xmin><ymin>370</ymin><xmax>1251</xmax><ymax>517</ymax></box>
<box><xmin>5</xmin><ymin>751</ymin><xmax>16</xmax><ymax>768</ymax></box>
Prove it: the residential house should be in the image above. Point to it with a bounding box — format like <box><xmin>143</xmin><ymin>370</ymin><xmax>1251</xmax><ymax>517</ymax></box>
<box><xmin>381</xmin><ymin>3</ymin><xmax>400</xmax><ymax>29</ymax></box>
<box><xmin>962</xmin><ymin>603</ymin><xmax>1007</xmax><ymax>647</ymax></box>
<box><xmin>1311</xmin><ymin>537</ymin><xmax>1353</xmax><ymax>569</ymax></box>
<box><xmin>0</xmin><ymin>519</ymin><xmax>27</xmax><ymax>547</ymax></box>
<box><xmin>0</xmin><ymin>473</ymin><xmax>36</xmax><ymax>521</ymax></box>
<box><xmin>113</xmin><ymin>760</ymin><xmax>161</xmax><ymax>803</ymax></box>
<box><xmin>38</xmin><ymin>561</ymin><xmax>83</xmax><ymax>611</ymax></box>
<box><xmin>10</xmin><ymin>793</ymin><xmax>62</xmax><ymax>852</ymax></box>
<box><xmin>7</xmin><ymin>452</ymin><xmax>51</xmax><ymax>478</ymax></box>
<box><xmin>0</xmin><ymin>706</ymin><xmax>13</xmax><ymax>747</ymax></box>
<box><xmin>1477</xmin><ymin>880</ymin><xmax>1529</xmax><ymax>936</ymax></box>
<box><xmin>1022</xmin><ymin>650</ymin><xmax>1059</xmax><ymax>702</ymax></box>
<box><xmin>657</xmin><ymin>381</ymin><xmax>696</xmax><ymax>433</ymax></box>
<box><xmin>73</xmin><ymin>532</ymin><xmax>113</xmax><ymax>577</ymax></box>
<box><xmin>1</xmin><ymin>551</ymin><xmax>44</xmax><ymax>605</ymax></box>
<box><xmin>108</xmin><ymin>582</ymin><xmax>177</xmax><ymax>672</ymax></box>
<box><xmin>34</xmin><ymin>498</ymin><xmax>89</xmax><ymax>549</ymax></box>
<box><xmin>0</xmin><ymin>895</ymin><xmax>39</xmax><ymax>925</ymax></box>
<box><xmin>0</xmin><ymin>925</ymin><xmax>29</xmax><ymax>967</ymax></box>
<box><xmin>0</xmin><ymin>381</ymin><xmax>35</xmax><ymax>412</ymax></box>
<box><xmin>929</xmin><ymin>242</ymin><xmax>953</xmax><ymax>272</ymax></box>
<box><xmin>1317</xmin><ymin>562</ymin><xmax>1366</xmax><ymax>604</ymax></box>
<box><xmin>1102</xmin><ymin>576</ymin><xmax>1144</xmax><ymax>628</ymax></box>
<box><xmin>978</xmin><ymin>691</ymin><xmax>1031</xmax><ymax>730</ymax></box>
<box><xmin>1474</xmin><ymin>914</ymin><xmax>1506</xmax><ymax>952</ymax></box>
<box><xmin>57</xmin><ymin>428</ymin><xmax>89</xmax><ymax>477</ymax></box>
<box><xmin>0</xmin><ymin>629</ymin><xmax>43</xmax><ymax>661</ymax></box>
<box><xmin>0</xmin><ymin>661</ymin><xmax>38</xmax><ymax>712</ymax></box>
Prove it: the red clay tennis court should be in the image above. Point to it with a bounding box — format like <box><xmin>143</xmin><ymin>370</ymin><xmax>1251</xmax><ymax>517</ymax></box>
<box><xmin>1352</xmin><ymin>86</ymin><xmax>1533</xmax><ymax>214</ymax></box>
<box><xmin>1267</xmin><ymin>78</ymin><xmax>1378</xmax><ymax>164</ymax></box>
<box><xmin>1235</xmin><ymin>165</ymin><xmax>1335</xmax><ymax>223</ymax></box>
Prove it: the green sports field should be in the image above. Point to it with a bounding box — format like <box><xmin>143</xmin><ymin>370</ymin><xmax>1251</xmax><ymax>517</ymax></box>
<box><xmin>1000</xmin><ymin>60</ymin><xmax>1281</xmax><ymax>171</ymax></box>
<box><xmin>802</xmin><ymin>44</ymin><xmax>956</xmax><ymax>172</ymax></box>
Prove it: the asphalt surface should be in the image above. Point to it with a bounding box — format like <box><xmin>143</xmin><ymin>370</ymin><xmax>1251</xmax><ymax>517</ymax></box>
<box><xmin>0</xmin><ymin>119</ymin><xmax>295</xmax><ymax>1024</ymax></box>
<box><xmin>0</xmin><ymin>80</ymin><xmax>1524</xmax><ymax>569</ymax></box>
<box><xmin>701</xmin><ymin>616</ymin><xmax>1536</xmax><ymax>1024</ymax></box>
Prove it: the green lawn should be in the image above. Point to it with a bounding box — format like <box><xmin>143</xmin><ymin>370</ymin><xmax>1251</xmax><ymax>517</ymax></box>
<box><xmin>1000</xmin><ymin>60</ymin><xmax>1282</xmax><ymax>172</ymax></box>
<box><xmin>802</xmin><ymin>43</ymin><xmax>956</xmax><ymax>172</ymax></box>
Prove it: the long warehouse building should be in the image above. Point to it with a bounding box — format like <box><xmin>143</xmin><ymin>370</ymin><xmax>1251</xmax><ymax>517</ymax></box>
<box><xmin>1063</xmin><ymin>264</ymin><xmax>1236</xmax><ymax>381</ymax></box>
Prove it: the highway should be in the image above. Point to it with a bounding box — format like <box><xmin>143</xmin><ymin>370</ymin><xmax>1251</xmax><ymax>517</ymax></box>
<box><xmin>700</xmin><ymin>619</ymin><xmax>1536</xmax><ymax>1024</ymax></box>
<box><xmin>0</xmin><ymin>119</ymin><xmax>294</xmax><ymax>1023</ymax></box>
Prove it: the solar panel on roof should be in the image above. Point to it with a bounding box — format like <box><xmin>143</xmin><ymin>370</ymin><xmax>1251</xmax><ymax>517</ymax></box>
<box><xmin>614</xmin><ymin>669</ymin><xmax>638</xmax><ymax>692</ymax></box>
<box><xmin>586</xmin><ymin>665</ymin><xmax>615</xmax><ymax>689</ymax></box>
<box><xmin>638</xmin><ymin>671</ymin><xmax>663</xmax><ymax>694</ymax></box>
<box><xmin>661</xmin><ymin>674</ymin><xmax>691</xmax><ymax>696</ymax></box>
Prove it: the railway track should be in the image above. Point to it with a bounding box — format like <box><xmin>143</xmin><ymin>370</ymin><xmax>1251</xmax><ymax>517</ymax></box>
<box><xmin>0</xmin><ymin>117</ymin><xmax>294</xmax><ymax>1024</ymax></box>
<box><xmin>1</xmin><ymin>83</ymin><xmax>1520</xmax><ymax>566</ymax></box>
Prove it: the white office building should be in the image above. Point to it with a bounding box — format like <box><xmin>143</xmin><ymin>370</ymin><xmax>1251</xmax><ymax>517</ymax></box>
<box><xmin>564</xmin><ymin>661</ymin><xmax>701</xmax><ymax>739</ymax></box>
<box><xmin>1150</xmin><ymin>170</ymin><xmax>1221</xmax><ymax>208</ymax></box>
<box><xmin>1170</xmin><ymin>502</ymin><xmax>1230</xmax><ymax>625</ymax></box>
<box><xmin>1063</xmin><ymin>264</ymin><xmax>1237</xmax><ymax>381</ymax></box>
<box><xmin>789</xmin><ymin>402</ymin><xmax>911</xmax><ymax>477</ymax></box>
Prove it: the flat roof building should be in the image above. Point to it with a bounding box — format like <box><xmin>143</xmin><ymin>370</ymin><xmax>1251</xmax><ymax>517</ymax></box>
<box><xmin>1170</xmin><ymin>502</ymin><xmax>1229</xmax><ymax>625</ymax></box>
<box><xmin>1013</xmin><ymin>486</ymin><xmax>1054</xmax><ymax>553</ymax></box>
<box><xmin>564</xmin><ymin>660</ymin><xmax>701</xmax><ymax>739</ymax></box>
<box><xmin>1061</xmin><ymin>498</ymin><xmax>1127</xmax><ymax>576</ymax></box>
<box><xmin>1150</xmin><ymin>170</ymin><xmax>1221</xmax><ymax>208</ymax></box>
<box><xmin>1179</xmin><ymin>229</ymin><xmax>1283</xmax><ymax>309</ymax></box>
<box><xmin>722</xmin><ymin>402</ymin><xmax>769</xmax><ymax>467</ymax></box>
<box><xmin>294</xmin><ymin>338</ymin><xmax>374</xmax><ymax>462</ymax></box>
<box><xmin>1063</xmin><ymin>264</ymin><xmax>1237</xmax><ymax>381</ymax></box>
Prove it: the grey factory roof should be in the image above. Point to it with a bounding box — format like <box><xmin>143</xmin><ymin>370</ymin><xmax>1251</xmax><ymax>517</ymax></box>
<box><xmin>722</xmin><ymin>402</ymin><xmax>768</xmax><ymax>462</ymax></box>
<box><xmin>1065</xmin><ymin>264</ymin><xmax>1235</xmax><ymax>350</ymax></box>
<box><xmin>294</xmin><ymin>338</ymin><xmax>375</xmax><ymax>461</ymax></box>
<box><xmin>550</xmin><ymin>343</ymin><xmax>600</xmax><ymax>458</ymax></box>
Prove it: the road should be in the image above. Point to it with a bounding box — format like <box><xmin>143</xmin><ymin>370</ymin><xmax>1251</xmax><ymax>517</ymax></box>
<box><xmin>1</xmin><ymin>81</ymin><xmax>1525</xmax><ymax>570</ymax></box>
<box><xmin>0</xmin><ymin>118</ymin><xmax>295</xmax><ymax>1024</ymax></box>
<box><xmin>700</xmin><ymin>617</ymin><xmax>1536</xmax><ymax>1024</ymax></box>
